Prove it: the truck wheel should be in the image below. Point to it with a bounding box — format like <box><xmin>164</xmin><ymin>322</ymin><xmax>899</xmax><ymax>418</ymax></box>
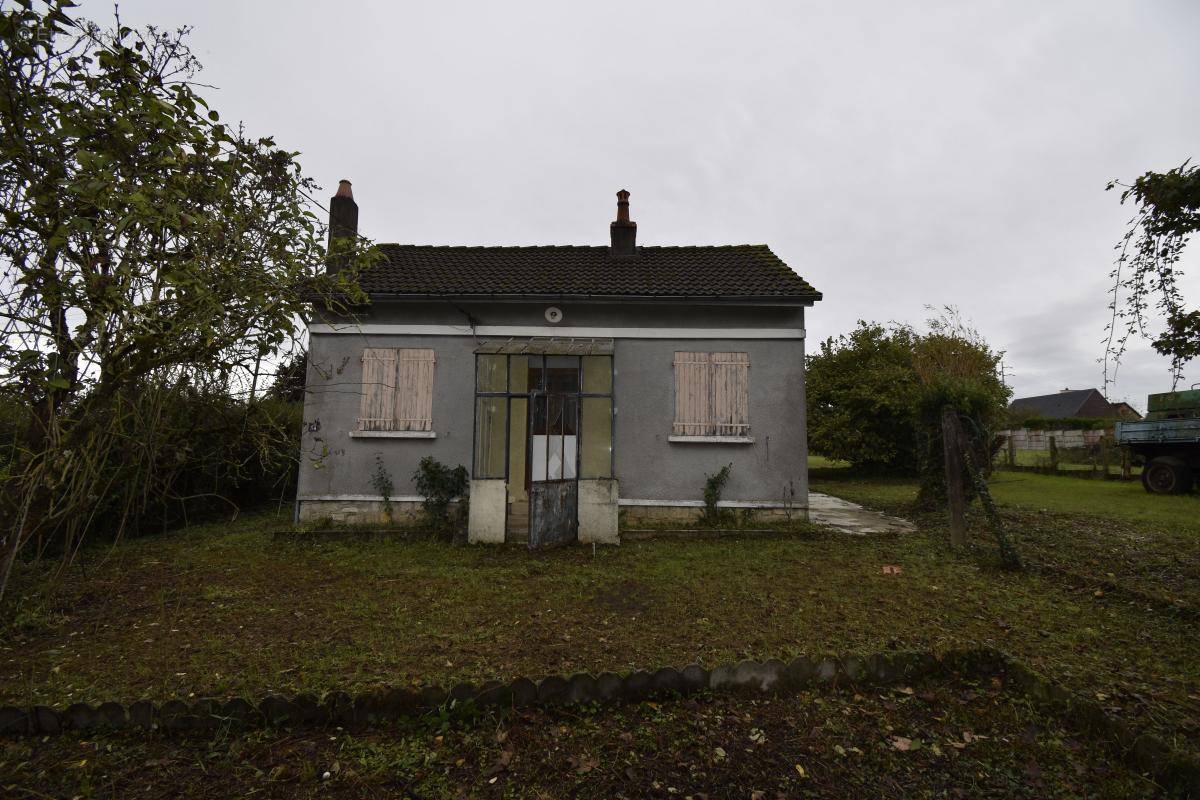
<box><xmin>1142</xmin><ymin>457</ymin><xmax>1194</xmax><ymax>494</ymax></box>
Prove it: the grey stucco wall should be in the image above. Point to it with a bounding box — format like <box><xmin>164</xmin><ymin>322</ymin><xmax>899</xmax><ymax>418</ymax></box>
<box><xmin>299</xmin><ymin>333</ymin><xmax>477</xmax><ymax>500</ymax></box>
<box><xmin>612</xmin><ymin>336</ymin><xmax>807</xmax><ymax>506</ymax></box>
<box><xmin>298</xmin><ymin>300</ymin><xmax>808</xmax><ymax>510</ymax></box>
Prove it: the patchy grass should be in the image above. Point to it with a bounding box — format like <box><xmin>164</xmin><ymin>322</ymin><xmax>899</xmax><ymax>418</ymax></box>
<box><xmin>810</xmin><ymin>461</ymin><xmax>1199</xmax><ymax>528</ymax></box>
<box><xmin>809</xmin><ymin>461</ymin><xmax>1200</xmax><ymax>607</ymax></box>
<box><xmin>0</xmin><ymin>677</ymin><xmax>1164</xmax><ymax>799</ymax></box>
<box><xmin>2</xmin><ymin>505</ymin><xmax>1199</xmax><ymax>758</ymax></box>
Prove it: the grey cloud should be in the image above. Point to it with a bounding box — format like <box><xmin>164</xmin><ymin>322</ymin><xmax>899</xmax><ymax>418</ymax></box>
<box><xmin>113</xmin><ymin>0</ymin><xmax>1200</xmax><ymax>405</ymax></box>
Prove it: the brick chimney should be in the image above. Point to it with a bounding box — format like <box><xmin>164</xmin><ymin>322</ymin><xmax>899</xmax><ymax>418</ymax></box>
<box><xmin>609</xmin><ymin>189</ymin><xmax>637</xmax><ymax>256</ymax></box>
<box><xmin>327</xmin><ymin>179</ymin><xmax>358</xmax><ymax>273</ymax></box>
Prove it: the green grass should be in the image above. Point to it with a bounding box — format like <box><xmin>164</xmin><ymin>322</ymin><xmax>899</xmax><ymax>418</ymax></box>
<box><xmin>2</xmin><ymin>504</ymin><xmax>1199</xmax><ymax>757</ymax></box>
<box><xmin>810</xmin><ymin>460</ymin><xmax>1200</xmax><ymax>528</ymax></box>
<box><xmin>988</xmin><ymin>471</ymin><xmax>1199</xmax><ymax>526</ymax></box>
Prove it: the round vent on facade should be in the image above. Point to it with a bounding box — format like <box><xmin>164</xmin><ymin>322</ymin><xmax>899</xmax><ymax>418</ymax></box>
<box><xmin>544</xmin><ymin>306</ymin><xmax>563</xmax><ymax>324</ymax></box>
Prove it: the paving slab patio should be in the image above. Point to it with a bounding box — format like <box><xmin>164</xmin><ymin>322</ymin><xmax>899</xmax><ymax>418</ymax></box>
<box><xmin>808</xmin><ymin>491</ymin><xmax>915</xmax><ymax>535</ymax></box>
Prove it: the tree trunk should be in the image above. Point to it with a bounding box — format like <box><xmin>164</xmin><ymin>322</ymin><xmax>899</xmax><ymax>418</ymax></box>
<box><xmin>941</xmin><ymin>408</ymin><xmax>967</xmax><ymax>550</ymax></box>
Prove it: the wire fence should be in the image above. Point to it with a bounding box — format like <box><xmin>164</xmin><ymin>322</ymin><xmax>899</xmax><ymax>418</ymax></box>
<box><xmin>991</xmin><ymin>429</ymin><xmax>1136</xmax><ymax>479</ymax></box>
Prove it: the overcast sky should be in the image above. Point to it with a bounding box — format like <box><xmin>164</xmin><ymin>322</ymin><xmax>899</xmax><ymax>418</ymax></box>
<box><xmin>116</xmin><ymin>0</ymin><xmax>1200</xmax><ymax>410</ymax></box>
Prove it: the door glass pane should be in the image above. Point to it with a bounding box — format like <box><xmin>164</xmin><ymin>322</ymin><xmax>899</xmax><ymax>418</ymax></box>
<box><xmin>474</xmin><ymin>397</ymin><xmax>507</xmax><ymax>478</ymax></box>
<box><xmin>527</xmin><ymin>355</ymin><xmax>545</xmax><ymax>394</ymax></box>
<box><xmin>508</xmin><ymin>398</ymin><xmax>528</xmax><ymax>500</ymax></box>
<box><xmin>509</xmin><ymin>355</ymin><xmax>529</xmax><ymax>393</ymax></box>
<box><xmin>545</xmin><ymin>355</ymin><xmax>579</xmax><ymax>393</ymax></box>
<box><xmin>476</xmin><ymin>354</ymin><xmax>506</xmax><ymax>392</ymax></box>
<box><xmin>581</xmin><ymin>397</ymin><xmax>612</xmax><ymax>478</ymax></box>
<box><xmin>546</xmin><ymin>395</ymin><xmax>565</xmax><ymax>479</ymax></box>
<box><xmin>582</xmin><ymin>356</ymin><xmax>612</xmax><ymax>394</ymax></box>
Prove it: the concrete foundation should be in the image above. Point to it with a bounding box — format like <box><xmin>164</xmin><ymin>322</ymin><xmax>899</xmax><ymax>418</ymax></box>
<box><xmin>578</xmin><ymin>479</ymin><xmax>619</xmax><ymax>544</ymax></box>
<box><xmin>619</xmin><ymin>504</ymin><xmax>804</xmax><ymax>527</ymax></box>
<box><xmin>297</xmin><ymin>499</ymin><xmax>425</xmax><ymax>525</ymax></box>
<box><xmin>468</xmin><ymin>479</ymin><xmax>507</xmax><ymax>543</ymax></box>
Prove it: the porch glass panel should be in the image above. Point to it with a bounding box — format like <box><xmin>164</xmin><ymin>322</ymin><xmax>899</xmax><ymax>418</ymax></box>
<box><xmin>476</xmin><ymin>354</ymin><xmax>507</xmax><ymax>393</ymax></box>
<box><xmin>580</xmin><ymin>397</ymin><xmax>612</xmax><ymax>478</ymax></box>
<box><xmin>509</xmin><ymin>355</ymin><xmax>529</xmax><ymax>393</ymax></box>
<box><xmin>582</xmin><ymin>356</ymin><xmax>612</xmax><ymax>394</ymax></box>
<box><xmin>474</xmin><ymin>397</ymin><xmax>507</xmax><ymax>478</ymax></box>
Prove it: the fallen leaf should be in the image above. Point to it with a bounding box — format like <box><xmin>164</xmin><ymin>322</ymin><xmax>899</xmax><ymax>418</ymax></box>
<box><xmin>881</xmin><ymin>564</ymin><xmax>903</xmax><ymax>575</ymax></box>
<box><xmin>891</xmin><ymin>736</ymin><xmax>913</xmax><ymax>751</ymax></box>
<box><xmin>794</xmin><ymin>764</ymin><xmax>807</xmax><ymax>778</ymax></box>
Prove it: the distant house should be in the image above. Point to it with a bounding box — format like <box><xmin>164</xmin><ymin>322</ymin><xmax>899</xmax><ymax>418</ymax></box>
<box><xmin>1110</xmin><ymin>401</ymin><xmax>1142</xmax><ymax>421</ymax></box>
<box><xmin>1008</xmin><ymin>388</ymin><xmax>1127</xmax><ymax>420</ymax></box>
<box><xmin>297</xmin><ymin>183</ymin><xmax>822</xmax><ymax>546</ymax></box>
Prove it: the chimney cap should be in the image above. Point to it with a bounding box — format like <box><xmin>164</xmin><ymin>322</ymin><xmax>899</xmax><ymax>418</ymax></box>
<box><xmin>335</xmin><ymin>179</ymin><xmax>354</xmax><ymax>199</ymax></box>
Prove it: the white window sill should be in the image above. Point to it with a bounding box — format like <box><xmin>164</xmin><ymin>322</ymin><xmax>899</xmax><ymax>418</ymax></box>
<box><xmin>349</xmin><ymin>430</ymin><xmax>437</xmax><ymax>439</ymax></box>
<box><xmin>668</xmin><ymin>435</ymin><xmax>754</xmax><ymax>444</ymax></box>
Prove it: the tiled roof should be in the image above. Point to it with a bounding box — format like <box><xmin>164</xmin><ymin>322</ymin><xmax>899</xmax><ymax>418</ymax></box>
<box><xmin>357</xmin><ymin>244</ymin><xmax>821</xmax><ymax>301</ymax></box>
<box><xmin>1009</xmin><ymin>389</ymin><xmax>1106</xmax><ymax>418</ymax></box>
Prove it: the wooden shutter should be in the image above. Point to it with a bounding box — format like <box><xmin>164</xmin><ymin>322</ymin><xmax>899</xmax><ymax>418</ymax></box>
<box><xmin>394</xmin><ymin>348</ymin><xmax>436</xmax><ymax>431</ymax></box>
<box><xmin>358</xmin><ymin>348</ymin><xmax>397</xmax><ymax>431</ymax></box>
<box><xmin>711</xmin><ymin>352</ymin><xmax>749</xmax><ymax>436</ymax></box>
<box><xmin>673</xmin><ymin>352</ymin><xmax>711</xmax><ymax>436</ymax></box>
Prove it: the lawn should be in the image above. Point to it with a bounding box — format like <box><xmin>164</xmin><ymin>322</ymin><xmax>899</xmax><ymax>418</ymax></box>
<box><xmin>2</xmin><ymin>465</ymin><xmax>1198</xmax><ymax>797</ymax></box>
<box><xmin>810</xmin><ymin>462</ymin><xmax>1200</xmax><ymax>609</ymax></box>
<box><xmin>2</xmin><ymin>505</ymin><xmax>1198</xmax><ymax>753</ymax></box>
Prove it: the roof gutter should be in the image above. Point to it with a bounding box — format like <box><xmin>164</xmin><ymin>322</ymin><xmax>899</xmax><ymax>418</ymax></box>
<box><xmin>361</xmin><ymin>292</ymin><xmax>822</xmax><ymax>306</ymax></box>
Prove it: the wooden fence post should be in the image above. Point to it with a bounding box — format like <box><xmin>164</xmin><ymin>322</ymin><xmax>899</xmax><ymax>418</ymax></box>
<box><xmin>1007</xmin><ymin>434</ymin><xmax>1016</xmax><ymax>468</ymax></box>
<box><xmin>1101</xmin><ymin>437</ymin><xmax>1112</xmax><ymax>479</ymax></box>
<box><xmin>1048</xmin><ymin>435</ymin><xmax>1058</xmax><ymax>473</ymax></box>
<box><xmin>1121</xmin><ymin>448</ymin><xmax>1132</xmax><ymax>480</ymax></box>
<box><xmin>941</xmin><ymin>408</ymin><xmax>967</xmax><ymax>550</ymax></box>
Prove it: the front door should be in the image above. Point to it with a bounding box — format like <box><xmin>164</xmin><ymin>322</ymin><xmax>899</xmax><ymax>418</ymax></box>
<box><xmin>528</xmin><ymin>389</ymin><xmax>579</xmax><ymax>549</ymax></box>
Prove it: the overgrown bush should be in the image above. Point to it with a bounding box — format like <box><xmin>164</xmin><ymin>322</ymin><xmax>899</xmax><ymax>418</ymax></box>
<box><xmin>370</xmin><ymin>454</ymin><xmax>395</xmax><ymax>523</ymax></box>
<box><xmin>1</xmin><ymin>379</ymin><xmax>303</xmax><ymax>572</ymax></box>
<box><xmin>910</xmin><ymin>314</ymin><xmax>1010</xmax><ymax>509</ymax></box>
<box><xmin>806</xmin><ymin>313</ymin><xmax>1010</xmax><ymax>507</ymax></box>
<box><xmin>806</xmin><ymin>322</ymin><xmax>922</xmax><ymax>471</ymax></box>
<box><xmin>700</xmin><ymin>463</ymin><xmax>734</xmax><ymax>527</ymax></box>
<box><xmin>413</xmin><ymin>456</ymin><xmax>469</xmax><ymax>537</ymax></box>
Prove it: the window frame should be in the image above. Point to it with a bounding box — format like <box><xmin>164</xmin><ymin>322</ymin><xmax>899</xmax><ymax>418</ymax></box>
<box><xmin>472</xmin><ymin>353</ymin><xmax>614</xmax><ymax>480</ymax></box>
<box><xmin>350</xmin><ymin>347</ymin><xmax>438</xmax><ymax>438</ymax></box>
<box><xmin>670</xmin><ymin>350</ymin><xmax>753</xmax><ymax>444</ymax></box>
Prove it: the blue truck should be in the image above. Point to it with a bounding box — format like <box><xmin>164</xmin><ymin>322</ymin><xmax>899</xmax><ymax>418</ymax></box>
<box><xmin>1115</xmin><ymin>389</ymin><xmax>1200</xmax><ymax>494</ymax></box>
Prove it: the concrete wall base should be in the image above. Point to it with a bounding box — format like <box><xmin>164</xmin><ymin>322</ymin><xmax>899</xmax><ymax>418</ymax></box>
<box><xmin>578</xmin><ymin>479</ymin><xmax>619</xmax><ymax>544</ymax></box>
<box><xmin>620</xmin><ymin>505</ymin><xmax>807</xmax><ymax>527</ymax></box>
<box><xmin>468</xmin><ymin>479</ymin><xmax>507</xmax><ymax>543</ymax></box>
<box><xmin>298</xmin><ymin>500</ymin><xmax>426</xmax><ymax>526</ymax></box>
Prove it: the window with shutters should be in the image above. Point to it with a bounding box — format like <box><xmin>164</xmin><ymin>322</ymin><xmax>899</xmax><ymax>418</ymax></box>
<box><xmin>355</xmin><ymin>348</ymin><xmax>436</xmax><ymax>436</ymax></box>
<box><xmin>671</xmin><ymin>351</ymin><xmax>751</xmax><ymax>441</ymax></box>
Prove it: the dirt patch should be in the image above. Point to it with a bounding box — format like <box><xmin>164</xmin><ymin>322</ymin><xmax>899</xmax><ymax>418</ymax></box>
<box><xmin>591</xmin><ymin>579</ymin><xmax>656</xmax><ymax>615</ymax></box>
<box><xmin>0</xmin><ymin>676</ymin><xmax>1161</xmax><ymax>799</ymax></box>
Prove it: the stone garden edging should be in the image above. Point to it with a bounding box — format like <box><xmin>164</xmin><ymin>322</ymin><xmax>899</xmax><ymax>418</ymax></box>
<box><xmin>1</xmin><ymin>648</ymin><xmax>1196</xmax><ymax>795</ymax></box>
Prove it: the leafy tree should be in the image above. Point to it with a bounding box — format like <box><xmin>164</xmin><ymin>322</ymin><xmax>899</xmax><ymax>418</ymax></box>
<box><xmin>910</xmin><ymin>313</ymin><xmax>1010</xmax><ymax>509</ymax></box>
<box><xmin>0</xmin><ymin>2</ymin><xmax>370</xmax><ymax>606</ymax></box>
<box><xmin>1106</xmin><ymin>161</ymin><xmax>1200</xmax><ymax>387</ymax></box>
<box><xmin>806</xmin><ymin>314</ymin><xmax>1009</xmax><ymax>499</ymax></box>
<box><xmin>806</xmin><ymin>322</ymin><xmax>922</xmax><ymax>470</ymax></box>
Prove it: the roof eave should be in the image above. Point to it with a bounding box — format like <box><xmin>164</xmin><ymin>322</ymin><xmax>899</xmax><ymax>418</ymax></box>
<box><xmin>360</xmin><ymin>291</ymin><xmax>821</xmax><ymax>306</ymax></box>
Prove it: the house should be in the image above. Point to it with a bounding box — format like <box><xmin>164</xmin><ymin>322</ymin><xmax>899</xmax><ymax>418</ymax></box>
<box><xmin>1110</xmin><ymin>401</ymin><xmax>1142</xmax><ymax>421</ymax></box>
<box><xmin>297</xmin><ymin>182</ymin><xmax>822</xmax><ymax>546</ymax></box>
<box><xmin>1009</xmin><ymin>388</ymin><xmax>1125</xmax><ymax>420</ymax></box>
